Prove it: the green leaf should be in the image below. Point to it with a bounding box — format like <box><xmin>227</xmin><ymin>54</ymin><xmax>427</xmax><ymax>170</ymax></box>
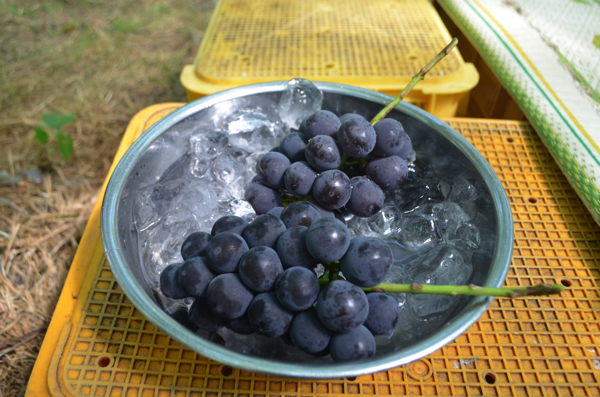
<box><xmin>42</xmin><ymin>113</ymin><xmax>75</xmax><ymax>129</ymax></box>
<box><xmin>34</xmin><ymin>126</ymin><xmax>50</xmax><ymax>144</ymax></box>
<box><xmin>8</xmin><ymin>4</ymin><xmax>19</xmax><ymax>16</ymax></box>
<box><xmin>56</xmin><ymin>132</ymin><xmax>74</xmax><ymax>161</ymax></box>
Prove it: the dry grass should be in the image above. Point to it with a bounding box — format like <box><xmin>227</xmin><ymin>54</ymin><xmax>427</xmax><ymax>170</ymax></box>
<box><xmin>0</xmin><ymin>0</ymin><xmax>216</xmax><ymax>395</ymax></box>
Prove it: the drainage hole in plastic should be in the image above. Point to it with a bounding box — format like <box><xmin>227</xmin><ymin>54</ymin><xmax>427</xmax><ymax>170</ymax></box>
<box><xmin>346</xmin><ymin>376</ymin><xmax>357</xmax><ymax>381</ymax></box>
<box><xmin>220</xmin><ymin>366</ymin><xmax>234</xmax><ymax>377</ymax></box>
<box><xmin>98</xmin><ymin>357</ymin><xmax>111</xmax><ymax>368</ymax></box>
<box><xmin>561</xmin><ymin>279</ymin><xmax>573</xmax><ymax>287</ymax></box>
<box><xmin>483</xmin><ymin>372</ymin><xmax>496</xmax><ymax>384</ymax></box>
<box><xmin>507</xmin><ymin>137</ymin><xmax>515</xmax><ymax>143</ymax></box>
<box><xmin>528</xmin><ymin>196</ymin><xmax>537</xmax><ymax>204</ymax></box>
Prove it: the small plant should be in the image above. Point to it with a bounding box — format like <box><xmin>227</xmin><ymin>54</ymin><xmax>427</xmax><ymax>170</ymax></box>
<box><xmin>34</xmin><ymin>113</ymin><xmax>75</xmax><ymax>162</ymax></box>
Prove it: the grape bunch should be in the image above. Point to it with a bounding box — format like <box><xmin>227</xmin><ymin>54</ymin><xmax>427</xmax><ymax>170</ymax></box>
<box><xmin>160</xmin><ymin>211</ymin><xmax>400</xmax><ymax>362</ymax></box>
<box><xmin>244</xmin><ymin>110</ymin><xmax>412</xmax><ymax>218</ymax></box>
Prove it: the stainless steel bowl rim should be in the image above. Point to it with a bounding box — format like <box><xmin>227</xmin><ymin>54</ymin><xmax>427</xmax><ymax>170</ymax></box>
<box><xmin>101</xmin><ymin>81</ymin><xmax>513</xmax><ymax>378</ymax></box>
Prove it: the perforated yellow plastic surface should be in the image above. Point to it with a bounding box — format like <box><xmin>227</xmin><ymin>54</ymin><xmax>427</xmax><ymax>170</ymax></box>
<box><xmin>180</xmin><ymin>0</ymin><xmax>479</xmax><ymax>117</ymax></box>
<box><xmin>27</xmin><ymin>104</ymin><xmax>600</xmax><ymax>397</ymax></box>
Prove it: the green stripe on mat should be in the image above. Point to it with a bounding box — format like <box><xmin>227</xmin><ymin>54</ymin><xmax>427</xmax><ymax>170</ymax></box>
<box><xmin>438</xmin><ymin>0</ymin><xmax>600</xmax><ymax>223</ymax></box>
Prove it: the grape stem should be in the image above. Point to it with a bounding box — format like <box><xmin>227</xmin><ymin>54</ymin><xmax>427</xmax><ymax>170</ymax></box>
<box><xmin>317</xmin><ymin>278</ymin><xmax>565</xmax><ymax>298</ymax></box>
<box><xmin>370</xmin><ymin>37</ymin><xmax>459</xmax><ymax>126</ymax></box>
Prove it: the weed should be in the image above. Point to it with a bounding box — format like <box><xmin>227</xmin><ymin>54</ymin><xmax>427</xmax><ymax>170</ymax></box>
<box><xmin>34</xmin><ymin>113</ymin><xmax>75</xmax><ymax>162</ymax></box>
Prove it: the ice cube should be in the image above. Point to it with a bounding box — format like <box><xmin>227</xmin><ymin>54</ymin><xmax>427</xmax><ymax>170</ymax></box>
<box><xmin>367</xmin><ymin>204</ymin><xmax>403</xmax><ymax>239</ymax></box>
<box><xmin>190</xmin><ymin>130</ymin><xmax>229</xmax><ymax>158</ymax></box>
<box><xmin>227</xmin><ymin>199</ymin><xmax>256</xmax><ymax>221</ymax></box>
<box><xmin>399</xmin><ymin>214</ymin><xmax>440</xmax><ymax>252</ymax></box>
<box><xmin>277</xmin><ymin>79</ymin><xmax>323</xmax><ymax>129</ymax></box>
<box><xmin>134</xmin><ymin>185</ymin><xmax>161</xmax><ymax>232</ymax></box>
<box><xmin>170</xmin><ymin>180</ymin><xmax>218</xmax><ymax>220</ymax></box>
<box><xmin>211</xmin><ymin>153</ymin><xmax>246</xmax><ymax>186</ymax></box>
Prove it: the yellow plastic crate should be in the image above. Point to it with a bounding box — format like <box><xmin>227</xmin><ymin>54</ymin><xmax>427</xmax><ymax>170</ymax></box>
<box><xmin>181</xmin><ymin>0</ymin><xmax>479</xmax><ymax>117</ymax></box>
<box><xmin>26</xmin><ymin>104</ymin><xmax>600</xmax><ymax>396</ymax></box>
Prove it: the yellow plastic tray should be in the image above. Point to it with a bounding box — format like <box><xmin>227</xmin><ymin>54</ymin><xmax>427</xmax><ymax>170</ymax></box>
<box><xmin>27</xmin><ymin>104</ymin><xmax>600</xmax><ymax>396</ymax></box>
<box><xmin>180</xmin><ymin>0</ymin><xmax>479</xmax><ymax>118</ymax></box>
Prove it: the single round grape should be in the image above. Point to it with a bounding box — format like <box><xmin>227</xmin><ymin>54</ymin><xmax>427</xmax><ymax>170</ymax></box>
<box><xmin>279</xmin><ymin>132</ymin><xmax>308</xmax><ymax>162</ymax></box>
<box><xmin>179</xmin><ymin>256</ymin><xmax>216</xmax><ymax>298</ymax></box>
<box><xmin>244</xmin><ymin>182</ymin><xmax>282</xmax><ymax>215</ymax></box>
<box><xmin>266</xmin><ymin>206</ymin><xmax>285</xmax><ymax>218</ymax></box>
<box><xmin>337</xmin><ymin>118</ymin><xmax>377</xmax><ymax>158</ymax></box>
<box><xmin>316</xmin><ymin>280</ymin><xmax>369</xmax><ymax>333</ymax></box>
<box><xmin>181</xmin><ymin>232</ymin><xmax>211</xmax><ymax>260</ymax></box>
<box><xmin>338</xmin><ymin>113</ymin><xmax>366</xmax><ymax>124</ymax></box>
<box><xmin>243</xmin><ymin>214</ymin><xmax>287</xmax><ymax>249</ymax></box>
<box><xmin>227</xmin><ymin>315</ymin><xmax>254</xmax><ymax>335</ymax></box>
<box><xmin>205</xmin><ymin>273</ymin><xmax>254</xmax><ymax>319</ymax></box>
<box><xmin>346</xmin><ymin>176</ymin><xmax>385</xmax><ymax>218</ymax></box>
<box><xmin>366</xmin><ymin>155</ymin><xmax>409</xmax><ymax>191</ymax></box>
<box><xmin>371</xmin><ymin>118</ymin><xmax>405</xmax><ymax>157</ymax></box>
<box><xmin>279</xmin><ymin>201</ymin><xmax>322</xmax><ymax>228</ymax></box>
<box><xmin>247</xmin><ymin>292</ymin><xmax>294</xmax><ymax>338</ymax></box>
<box><xmin>303</xmin><ymin>110</ymin><xmax>342</xmax><ymax>139</ymax></box>
<box><xmin>396</xmin><ymin>133</ymin><xmax>413</xmax><ymax>159</ymax></box>
<box><xmin>275</xmin><ymin>267</ymin><xmax>320</xmax><ymax>311</ymax></box>
<box><xmin>283</xmin><ymin>161</ymin><xmax>317</xmax><ymax>197</ymax></box>
<box><xmin>188</xmin><ymin>298</ymin><xmax>227</xmax><ymax>332</ymax></box>
<box><xmin>305</xmin><ymin>217</ymin><xmax>351</xmax><ymax>263</ymax></box>
<box><xmin>364</xmin><ymin>293</ymin><xmax>400</xmax><ymax>335</ymax></box>
<box><xmin>312</xmin><ymin>170</ymin><xmax>352</xmax><ymax>210</ymax></box>
<box><xmin>329</xmin><ymin>325</ymin><xmax>376</xmax><ymax>362</ymax></box>
<box><xmin>256</xmin><ymin>151</ymin><xmax>291</xmax><ymax>190</ymax></box>
<box><xmin>211</xmin><ymin>215</ymin><xmax>248</xmax><ymax>237</ymax></box>
<box><xmin>276</xmin><ymin>226</ymin><xmax>319</xmax><ymax>270</ymax></box>
<box><xmin>205</xmin><ymin>232</ymin><xmax>249</xmax><ymax>273</ymax></box>
<box><xmin>239</xmin><ymin>246</ymin><xmax>284</xmax><ymax>292</ymax></box>
<box><xmin>170</xmin><ymin>306</ymin><xmax>198</xmax><ymax>332</ymax></box>
<box><xmin>339</xmin><ymin>237</ymin><xmax>393</xmax><ymax>287</ymax></box>
<box><xmin>289</xmin><ymin>308</ymin><xmax>331</xmax><ymax>354</ymax></box>
<box><xmin>160</xmin><ymin>263</ymin><xmax>187</xmax><ymax>299</ymax></box>
<box><xmin>305</xmin><ymin>135</ymin><xmax>343</xmax><ymax>171</ymax></box>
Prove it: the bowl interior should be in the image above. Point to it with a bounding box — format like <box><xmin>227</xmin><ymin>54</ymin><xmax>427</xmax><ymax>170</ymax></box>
<box><xmin>101</xmin><ymin>81</ymin><xmax>513</xmax><ymax>378</ymax></box>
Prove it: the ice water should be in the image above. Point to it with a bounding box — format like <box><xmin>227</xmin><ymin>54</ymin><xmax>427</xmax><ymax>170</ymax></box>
<box><xmin>132</xmin><ymin>79</ymin><xmax>492</xmax><ymax>360</ymax></box>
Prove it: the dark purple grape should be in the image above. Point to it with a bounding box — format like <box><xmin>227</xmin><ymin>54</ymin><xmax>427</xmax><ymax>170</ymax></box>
<box><xmin>396</xmin><ymin>133</ymin><xmax>413</xmax><ymax>159</ymax></box>
<box><xmin>256</xmin><ymin>152</ymin><xmax>291</xmax><ymax>190</ymax></box>
<box><xmin>179</xmin><ymin>256</ymin><xmax>216</xmax><ymax>298</ymax></box>
<box><xmin>279</xmin><ymin>132</ymin><xmax>308</xmax><ymax>162</ymax></box>
<box><xmin>329</xmin><ymin>325</ymin><xmax>375</xmax><ymax>362</ymax></box>
<box><xmin>303</xmin><ymin>110</ymin><xmax>341</xmax><ymax>139</ymax></box>
<box><xmin>171</xmin><ymin>306</ymin><xmax>198</xmax><ymax>332</ymax></box>
<box><xmin>279</xmin><ymin>201</ymin><xmax>322</xmax><ymax>228</ymax></box>
<box><xmin>346</xmin><ymin>176</ymin><xmax>385</xmax><ymax>218</ymax></box>
<box><xmin>188</xmin><ymin>298</ymin><xmax>227</xmax><ymax>332</ymax></box>
<box><xmin>289</xmin><ymin>308</ymin><xmax>331</xmax><ymax>354</ymax></box>
<box><xmin>337</xmin><ymin>118</ymin><xmax>377</xmax><ymax>158</ymax></box>
<box><xmin>364</xmin><ymin>293</ymin><xmax>400</xmax><ymax>335</ymax></box>
<box><xmin>243</xmin><ymin>214</ymin><xmax>287</xmax><ymax>249</ymax></box>
<box><xmin>305</xmin><ymin>135</ymin><xmax>342</xmax><ymax>171</ymax></box>
<box><xmin>305</xmin><ymin>217</ymin><xmax>350</xmax><ymax>263</ymax></box>
<box><xmin>339</xmin><ymin>113</ymin><xmax>366</xmax><ymax>124</ymax></box>
<box><xmin>371</xmin><ymin>118</ymin><xmax>405</xmax><ymax>157</ymax></box>
<box><xmin>227</xmin><ymin>315</ymin><xmax>254</xmax><ymax>335</ymax></box>
<box><xmin>244</xmin><ymin>182</ymin><xmax>282</xmax><ymax>215</ymax></box>
<box><xmin>283</xmin><ymin>161</ymin><xmax>317</xmax><ymax>197</ymax></box>
<box><xmin>275</xmin><ymin>267</ymin><xmax>320</xmax><ymax>311</ymax></box>
<box><xmin>306</xmin><ymin>200</ymin><xmax>335</xmax><ymax>218</ymax></box>
<box><xmin>205</xmin><ymin>232</ymin><xmax>249</xmax><ymax>273</ymax></box>
<box><xmin>211</xmin><ymin>215</ymin><xmax>248</xmax><ymax>237</ymax></box>
<box><xmin>239</xmin><ymin>246</ymin><xmax>284</xmax><ymax>292</ymax></box>
<box><xmin>247</xmin><ymin>292</ymin><xmax>294</xmax><ymax>337</ymax></box>
<box><xmin>312</xmin><ymin>170</ymin><xmax>352</xmax><ymax>210</ymax></box>
<box><xmin>266</xmin><ymin>206</ymin><xmax>285</xmax><ymax>218</ymax></box>
<box><xmin>160</xmin><ymin>263</ymin><xmax>187</xmax><ymax>299</ymax></box>
<box><xmin>366</xmin><ymin>155</ymin><xmax>409</xmax><ymax>191</ymax></box>
<box><xmin>205</xmin><ymin>273</ymin><xmax>254</xmax><ymax>319</ymax></box>
<box><xmin>276</xmin><ymin>226</ymin><xmax>318</xmax><ymax>270</ymax></box>
<box><xmin>316</xmin><ymin>280</ymin><xmax>369</xmax><ymax>333</ymax></box>
<box><xmin>339</xmin><ymin>237</ymin><xmax>393</xmax><ymax>287</ymax></box>
<box><xmin>181</xmin><ymin>232</ymin><xmax>211</xmax><ymax>260</ymax></box>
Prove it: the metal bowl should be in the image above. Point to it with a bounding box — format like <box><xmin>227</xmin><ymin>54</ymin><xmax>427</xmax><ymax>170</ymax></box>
<box><xmin>101</xmin><ymin>81</ymin><xmax>513</xmax><ymax>378</ymax></box>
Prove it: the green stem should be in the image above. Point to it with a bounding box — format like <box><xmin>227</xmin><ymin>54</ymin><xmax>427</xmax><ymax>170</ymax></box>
<box><xmin>370</xmin><ymin>38</ymin><xmax>459</xmax><ymax>126</ymax></box>
<box><xmin>317</xmin><ymin>278</ymin><xmax>565</xmax><ymax>299</ymax></box>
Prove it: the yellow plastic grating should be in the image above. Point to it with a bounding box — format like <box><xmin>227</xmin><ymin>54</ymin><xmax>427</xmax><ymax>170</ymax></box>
<box><xmin>27</xmin><ymin>104</ymin><xmax>600</xmax><ymax>397</ymax></box>
<box><xmin>180</xmin><ymin>0</ymin><xmax>479</xmax><ymax>117</ymax></box>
